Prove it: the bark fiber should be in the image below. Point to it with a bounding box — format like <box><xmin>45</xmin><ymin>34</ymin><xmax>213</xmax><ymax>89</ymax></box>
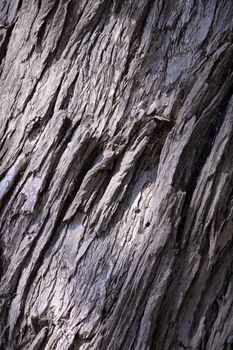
<box><xmin>0</xmin><ymin>0</ymin><xmax>233</xmax><ymax>349</ymax></box>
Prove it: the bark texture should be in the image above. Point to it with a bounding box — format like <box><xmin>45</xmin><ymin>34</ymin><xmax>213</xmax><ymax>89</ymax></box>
<box><xmin>0</xmin><ymin>0</ymin><xmax>233</xmax><ymax>349</ymax></box>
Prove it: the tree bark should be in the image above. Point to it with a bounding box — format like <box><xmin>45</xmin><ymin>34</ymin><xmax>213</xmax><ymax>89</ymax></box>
<box><xmin>0</xmin><ymin>0</ymin><xmax>233</xmax><ymax>349</ymax></box>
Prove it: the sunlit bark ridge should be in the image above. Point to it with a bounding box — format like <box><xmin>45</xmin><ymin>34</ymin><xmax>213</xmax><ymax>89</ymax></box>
<box><xmin>0</xmin><ymin>1</ymin><xmax>233</xmax><ymax>349</ymax></box>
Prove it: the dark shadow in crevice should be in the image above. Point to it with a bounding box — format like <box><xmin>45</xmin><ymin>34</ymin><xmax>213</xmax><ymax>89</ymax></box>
<box><xmin>174</xmin><ymin>85</ymin><xmax>233</xmax><ymax>246</ymax></box>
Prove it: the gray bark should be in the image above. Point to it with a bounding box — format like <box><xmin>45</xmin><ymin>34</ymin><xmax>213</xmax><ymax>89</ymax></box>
<box><xmin>0</xmin><ymin>0</ymin><xmax>233</xmax><ymax>349</ymax></box>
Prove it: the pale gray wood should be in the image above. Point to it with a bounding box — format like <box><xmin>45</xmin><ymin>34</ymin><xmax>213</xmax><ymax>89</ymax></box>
<box><xmin>0</xmin><ymin>0</ymin><xmax>233</xmax><ymax>349</ymax></box>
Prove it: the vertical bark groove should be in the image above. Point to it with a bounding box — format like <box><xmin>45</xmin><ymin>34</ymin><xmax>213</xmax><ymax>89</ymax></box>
<box><xmin>0</xmin><ymin>0</ymin><xmax>233</xmax><ymax>349</ymax></box>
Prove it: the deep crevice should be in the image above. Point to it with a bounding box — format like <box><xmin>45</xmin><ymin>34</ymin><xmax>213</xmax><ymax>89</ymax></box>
<box><xmin>36</xmin><ymin>1</ymin><xmax>60</xmax><ymax>48</ymax></box>
<box><xmin>175</xmin><ymin>87</ymin><xmax>233</xmax><ymax>246</ymax></box>
<box><xmin>35</xmin><ymin>117</ymin><xmax>77</xmax><ymax>199</ymax></box>
<box><xmin>60</xmin><ymin>73</ymin><xmax>79</xmax><ymax>110</ymax></box>
<box><xmin>0</xmin><ymin>22</ymin><xmax>15</xmax><ymax>66</ymax></box>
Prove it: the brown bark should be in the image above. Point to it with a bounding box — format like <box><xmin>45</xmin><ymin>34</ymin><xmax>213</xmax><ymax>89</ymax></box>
<box><xmin>0</xmin><ymin>0</ymin><xmax>233</xmax><ymax>349</ymax></box>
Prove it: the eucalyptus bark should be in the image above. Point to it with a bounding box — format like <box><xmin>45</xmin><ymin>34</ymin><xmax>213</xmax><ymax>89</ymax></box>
<box><xmin>0</xmin><ymin>1</ymin><xmax>233</xmax><ymax>349</ymax></box>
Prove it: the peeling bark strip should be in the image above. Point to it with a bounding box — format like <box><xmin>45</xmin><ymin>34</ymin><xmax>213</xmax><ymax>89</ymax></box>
<box><xmin>0</xmin><ymin>0</ymin><xmax>233</xmax><ymax>349</ymax></box>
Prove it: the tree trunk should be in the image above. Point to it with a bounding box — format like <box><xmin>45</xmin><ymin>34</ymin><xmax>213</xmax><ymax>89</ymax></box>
<box><xmin>0</xmin><ymin>0</ymin><xmax>233</xmax><ymax>349</ymax></box>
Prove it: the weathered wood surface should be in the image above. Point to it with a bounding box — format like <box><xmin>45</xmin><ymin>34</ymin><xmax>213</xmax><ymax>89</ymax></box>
<box><xmin>0</xmin><ymin>0</ymin><xmax>233</xmax><ymax>349</ymax></box>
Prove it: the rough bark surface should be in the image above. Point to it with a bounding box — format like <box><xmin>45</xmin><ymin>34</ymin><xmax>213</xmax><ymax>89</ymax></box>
<box><xmin>0</xmin><ymin>0</ymin><xmax>233</xmax><ymax>349</ymax></box>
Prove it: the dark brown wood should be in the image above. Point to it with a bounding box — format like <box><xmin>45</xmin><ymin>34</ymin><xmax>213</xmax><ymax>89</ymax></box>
<box><xmin>0</xmin><ymin>0</ymin><xmax>233</xmax><ymax>349</ymax></box>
